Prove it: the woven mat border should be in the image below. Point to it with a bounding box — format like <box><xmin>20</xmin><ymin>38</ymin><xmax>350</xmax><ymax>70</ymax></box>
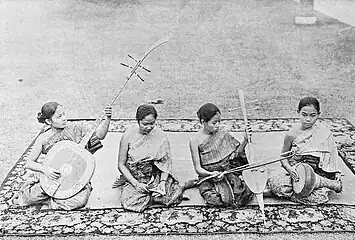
<box><xmin>1</xmin><ymin>118</ymin><xmax>355</xmax><ymax>236</ymax></box>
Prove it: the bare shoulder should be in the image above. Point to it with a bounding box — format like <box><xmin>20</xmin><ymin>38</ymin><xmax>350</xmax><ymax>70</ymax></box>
<box><xmin>190</xmin><ymin>131</ymin><xmax>206</xmax><ymax>146</ymax></box>
<box><xmin>35</xmin><ymin>131</ymin><xmax>51</xmax><ymax>146</ymax></box>
<box><xmin>152</xmin><ymin>127</ymin><xmax>167</xmax><ymax>138</ymax></box>
<box><xmin>283</xmin><ymin>124</ymin><xmax>300</xmax><ymax>144</ymax></box>
<box><xmin>121</xmin><ymin>126</ymin><xmax>137</xmax><ymax>142</ymax></box>
<box><xmin>288</xmin><ymin>123</ymin><xmax>302</xmax><ymax>136</ymax></box>
<box><xmin>219</xmin><ymin>127</ymin><xmax>229</xmax><ymax>135</ymax></box>
<box><xmin>318</xmin><ymin>121</ymin><xmax>332</xmax><ymax>133</ymax></box>
<box><xmin>124</xmin><ymin>125</ymin><xmax>138</xmax><ymax>136</ymax></box>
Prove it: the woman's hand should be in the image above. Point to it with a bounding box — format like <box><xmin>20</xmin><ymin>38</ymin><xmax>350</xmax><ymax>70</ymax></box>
<box><xmin>243</xmin><ymin>123</ymin><xmax>252</xmax><ymax>142</ymax></box>
<box><xmin>133</xmin><ymin>181</ymin><xmax>148</xmax><ymax>193</ymax></box>
<box><xmin>156</xmin><ymin>181</ymin><xmax>167</xmax><ymax>195</ymax></box>
<box><xmin>287</xmin><ymin>166</ymin><xmax>299</xmax><ymax>182</ymax></box>
<box><xmin>112</xmin><ymin>177</ymin><xmax>125</xmax><ymax>188</ymax></box>
<box><xmin>104</xmin><ymin>106</ymin><xmax>112</xmax><ymax>118</ymax></box>
<box><xmin>43</xmin><ymin>166</ymin><xmax>61</xmax><ymax>181</ymax></box>
<box><xmin>335</xmin><ymin>172</ymin><xmax>342</xmax><ymax>181</ymax></box>
<box><xmin>210</xmin><ymin>171</ymin><xmax>224</xmax><ymax>182</ymax></box>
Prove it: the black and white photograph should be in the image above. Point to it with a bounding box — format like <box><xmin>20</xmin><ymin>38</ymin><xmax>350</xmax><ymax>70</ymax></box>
<box><xmin>1</xmin><ymin>0</ymin><xmax>355</xmax><ymax>239</ymax></box>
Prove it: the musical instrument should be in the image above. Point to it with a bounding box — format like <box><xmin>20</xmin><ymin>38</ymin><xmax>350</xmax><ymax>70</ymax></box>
<box><xmin>238</xmin><ymin>89</ymin><xmax>267</xmax><ymax>222</ymax></box>
<box><xmin>40</xmin><ymin>140</ymin><xmax>96</xmax><ymax>199</ymax></box>
<box><xmin>39</xmin><ymin>38</ymin><xmax>168</xmax><ymax>199</ymax></box>
<box><xmin>292</xmin><ymin>163</ymin><xmax>317</xmax><ymax>197</ymax></box>
<box><xmin>196</xmin><ymin>150</ymin><xmax>294</xmax><ymax>185</ymax></box>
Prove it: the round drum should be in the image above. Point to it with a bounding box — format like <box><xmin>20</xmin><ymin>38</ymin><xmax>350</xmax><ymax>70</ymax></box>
<box><xmin>292</xmin><ymin>163</ymin><xmax>317</xmax><ymax>197</ymax></box>
<box><xmin>40</xmin><ymin>140</ymin><xmax>96</xmax><ymax>199</ymax></box>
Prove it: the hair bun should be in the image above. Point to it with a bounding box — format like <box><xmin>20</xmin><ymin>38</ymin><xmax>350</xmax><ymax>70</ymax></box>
<box><xmin>37</xmin><ymin>112</ymin><xmax>45</xmax><ymax>123</ymax></box>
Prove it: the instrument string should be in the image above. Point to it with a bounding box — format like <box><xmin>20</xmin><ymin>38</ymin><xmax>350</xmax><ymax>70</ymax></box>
<box><xmin>197</xmin><ymin>150</ymin><xmax>295</xmax><ymax>185</ymax></box>
<box><xmin>238</xmin><ymin>89</ymin><xmax>266</xmax><ymax>224</ymax></box>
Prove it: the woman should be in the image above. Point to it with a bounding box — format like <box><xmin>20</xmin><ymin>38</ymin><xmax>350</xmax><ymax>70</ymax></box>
<box><xmin>268</xmin><ymin>97</ymin><xmax>342</xmax><ymax>204</ymax></box>
<box><xmin>189</xmin><ymin>103</ymin><xmax>253</xmax><ymax>207</ymax></box>
<box><xmin>11</xmin><ymin>102</ymin><xmax>112</xmax><ymax>210</ymax></box>
<box><xmin>113</xmin><ymin>104</ymin><xmax>191</xmax><ymax>212</ymax></box>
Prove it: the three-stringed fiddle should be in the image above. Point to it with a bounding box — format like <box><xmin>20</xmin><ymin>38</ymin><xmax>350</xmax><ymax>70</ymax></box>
<box><xmin>238</xmin><ymin>89</ymin><xmax>268</xmax><ymax>223</ymax></box>
<box><xmin>39</xmin><ymin>38</ymin><xmax>168</xmax><ymax>199</ymax></box>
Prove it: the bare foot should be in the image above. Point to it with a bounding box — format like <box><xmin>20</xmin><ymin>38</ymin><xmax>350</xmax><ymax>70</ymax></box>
<box><xmin>9</xmin><ymin>194</ymin><xmax>20</xmax><ymax>205</ymax></box>
<box><xmin>263</xmin><ymin>187</ymin><xmax>274</xmax><ymax>197</ymax></box>
<box><xmin>182</xmin><ymin>195</ymin><xmax>190</xmax><ymax>201</ymax></box>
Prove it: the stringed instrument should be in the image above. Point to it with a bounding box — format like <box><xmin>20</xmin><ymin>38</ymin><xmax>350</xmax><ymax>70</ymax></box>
<box><xmin>238</xmin><ymin>89</ymin><xmax>267</xmax><ymax>221</ymax></box>
<box><xmin>39</xmin><ymin>123</ymin><xmax>100</xmax><ymax>199</ymax></box>
<box><xmin>237</xmin><ymin>89</ymin><xmax>268</xmax><ymax>193</ymax></box>
<box><xmin>39</xmin><ymin>38</ymin><xmax>168</xmax><ymax>199</ymax></box>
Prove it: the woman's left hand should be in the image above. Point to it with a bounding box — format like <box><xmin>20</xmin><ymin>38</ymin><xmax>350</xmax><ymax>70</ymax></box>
<box><xmin>104</xmin><ymin>106</ymin><xmax>112</xmax><ymax>118</ymax></box>
<box><xmin>335</xmin><ymin>172</ymin><xmax>342</xmax><ymax>181</ymax></box>
<box><xmin>156</xmin><ymin>181</ymin><xmax>167</xmax><ymax>196</ymax></box>
<box><xmin>243</xmin><ymin>123</ymin><xmax>252</xmax><ymax>142</ymax></box>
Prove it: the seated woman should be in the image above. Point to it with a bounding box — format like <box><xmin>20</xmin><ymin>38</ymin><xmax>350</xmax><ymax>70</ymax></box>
<box><xmin>113</xmin><ymin>104</ymin><xmax>192</xmax><ymax>212</ymax></box>
<box><xmin>11</xmin><ymin>102</ymin><xmax>112</xmax><ymax>210</ymax></box>
<box><xmin>268</xmin><ymin>97</ymin><xmax>342</xmax><ymax>204</ymax></box>
<box><xmin>189</xmin><ymin>103</ymin><xmax>253</xmax><ymax>207</ymax></box>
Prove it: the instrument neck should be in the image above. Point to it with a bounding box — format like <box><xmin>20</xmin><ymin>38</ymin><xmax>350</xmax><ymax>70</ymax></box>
<box><xmin>238</xmin><ymin>89</ymin><xmax>254</xmax><ymax>163</ymax></box>
<box><xmin>79</xmin><ymin>115</ymin><xmax>105</xmax><ymax>148</ymax></box>
<box><xmin>245</xmin><ymin>137</ymin><xmax>254</xmax><ymax>163</ymax></box>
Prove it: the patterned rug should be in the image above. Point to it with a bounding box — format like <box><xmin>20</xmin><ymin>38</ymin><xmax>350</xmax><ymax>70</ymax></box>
<box><xmin>1</xmin><ymin>118</ymin><xmax>355</xmax><ymax>236</ymax></box>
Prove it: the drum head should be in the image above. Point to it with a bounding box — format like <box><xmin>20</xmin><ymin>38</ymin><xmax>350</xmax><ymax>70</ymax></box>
<box><xmin>292</xmin><ymin>163</ymin><xmax>317</xmax><ymax>197</ymax></box>
<box><xmin>40</xmin><ymin>140</ymin><xmax>96</xmax><ymax>199</ymax></box>
<box><xmin>293</xmin><ymin>164</ymin><xmax>306</xmax><ymax>194</ymax></box>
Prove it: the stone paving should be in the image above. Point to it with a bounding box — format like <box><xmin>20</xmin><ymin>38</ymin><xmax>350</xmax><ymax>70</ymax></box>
<box><xmin>1</xmin><ymin>118</ymin><xmax>355</xmax><ymax>236</ymax></box>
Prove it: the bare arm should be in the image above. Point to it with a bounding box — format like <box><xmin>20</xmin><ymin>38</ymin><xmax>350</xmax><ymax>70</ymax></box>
<box><xmin>26</xmin><ymin>135</ymin><xmax>61</xmax><ymax>180</ymax></box>
<box><xmin>160</xmin><ymin>171</ymin><xmax>169</xmax><ymax>182</ymax></box>
<box><xmin>95</xmin><ymin>106</ymin><xmax>112</xmax><ymax>140</ymax></box>
<box><xmin>236</xmin><ymin>123</ymin><xmax>251</xmax><ymax>154</ymax></box>
<box><xmin>26</xmin><ymin>136</ymin><xmax>46</xmax><ymax>173</ymax></box>
<box><xmin>280</xmin><ymin>133</ymin><xmax>294</xmax><ymax>172</ymax></box>
<box><xmin>189</xmin><ymin>137</ymin><xmax>217</xmax><ymax>177</ymax></box>
<box><xmin>236</xmin><ymin>135</ymin><xmax>248</xmax><ymax>154</ymax></box>
<box><xmin>117</xmin><ymin>132</ymin><xmax>137</xmax><ymax>185</ymax></box>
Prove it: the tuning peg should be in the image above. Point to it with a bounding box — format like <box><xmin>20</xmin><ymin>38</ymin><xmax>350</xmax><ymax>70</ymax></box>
<box><xmin>136</xmin><ymin>74</ymin><xmax>145</xmax><ymax>82</ymax></box>
<box><xmin>120</xmin><ymin>62</ymin><xmax>130</xmax><ymax>68</ymax></box>
<box><xmin>127</xmin><ymin>54</ymin><xmax>151</xmax><ymax>73</ymax></box>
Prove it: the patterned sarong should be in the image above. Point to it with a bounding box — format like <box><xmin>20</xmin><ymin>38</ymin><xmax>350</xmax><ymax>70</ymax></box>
<box><xmin>198</xmin><ymin>128</ymin><xmax>253</xmax><ymax>206</ymax></box>
<box><xmin>268</xmin><ymin>121</ymin><xmax>342</xmax><ymax>204</ymax></box>
<box><xmin>12</xmin><ymin>123</ymin><xmax>101</xmax><ymax>210</ymax></box>
<box><xmin>118</xmin><ymin>127</ymin><xmax>184</xmax><ymax>212</ymax></box>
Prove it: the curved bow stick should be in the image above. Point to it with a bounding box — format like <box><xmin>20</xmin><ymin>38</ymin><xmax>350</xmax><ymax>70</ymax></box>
<box><xmin>196</xmin><ymin>150</ymin><xmax>295</xmax><ymax>185</ymax></box>
<box><xmin>79</xmin><ymin>38</ymin><xmax>169</xmax><ymax>145</ymax></box>
<box><xmin>238</xmin><ymin>89</ymin><xmax>267</xmax><ymax>224</ymax></box>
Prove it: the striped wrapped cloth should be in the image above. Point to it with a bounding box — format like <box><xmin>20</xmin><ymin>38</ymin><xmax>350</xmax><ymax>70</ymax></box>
<box><xmin>198</xmin><ymin>128</ymin><xmax>240</xmax><ymax>166</ymax></box>
<box><xmin>42</xmin><ymin>123</ymin><xmax>103</xmax><ymax>154</ymax></box>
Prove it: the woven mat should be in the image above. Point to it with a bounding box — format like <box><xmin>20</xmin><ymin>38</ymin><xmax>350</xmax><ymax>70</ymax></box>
<box><xmin>1</xmin><ymin>118</ymin><xmax>355</xmax><ymax>236</ymax></box>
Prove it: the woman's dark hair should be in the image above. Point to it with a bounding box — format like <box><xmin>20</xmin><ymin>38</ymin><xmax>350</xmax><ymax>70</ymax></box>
<box><xmin>298</xmin><ymin>97</ymin><xmax>320</xmax><ymax>114</ymax></box>
<box><xmin>197</xmin><ymin>103</ymin><xmax>221</xmax><ymax>123</ymax></box>
<box><xmin>37</xmin><ymin>102</ymin><xmax>60</xmax><ymax>124</ymax></box>
<box><xmin>136</xmin><ymin>104</ymin><xmax>158</xmax><ymax>122</ymax></box>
